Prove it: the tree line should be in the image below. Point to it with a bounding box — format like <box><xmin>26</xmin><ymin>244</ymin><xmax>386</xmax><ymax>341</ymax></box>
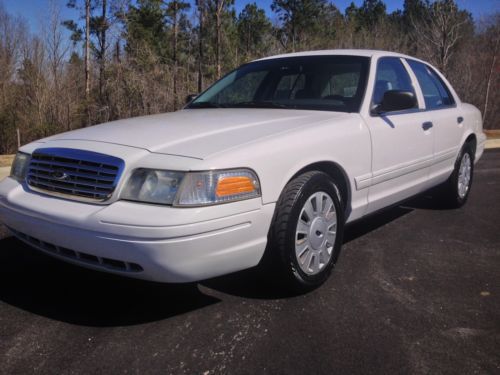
<box><xmin>0</xmin><ymin>0</ymin><xmax>498</xmax><ymax>154</ymax></box>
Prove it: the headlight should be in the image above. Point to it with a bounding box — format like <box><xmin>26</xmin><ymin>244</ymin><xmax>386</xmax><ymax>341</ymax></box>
<box><xmin>121</xmin><ymin>169</ymin><xmax>184</xmax><ymax>205</ymax></box>
<box><xmin>121</xmin><ymin>168</ymin><xmax>261</xmax><ymax>206</ymax></box>
<box><xmin>10</xmin><ymin>152</ymin><xmax>31</xmax><ymax>182</ymax></box>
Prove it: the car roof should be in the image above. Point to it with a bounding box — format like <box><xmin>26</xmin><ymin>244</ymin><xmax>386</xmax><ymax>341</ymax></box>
<box><xmin>255</xmin><ymin>49</ymin><xmax>413</xmax><ymax>61</ymax></box>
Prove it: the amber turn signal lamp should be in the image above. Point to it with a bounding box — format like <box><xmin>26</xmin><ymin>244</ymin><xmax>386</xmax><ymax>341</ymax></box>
<box><xmin>215</xmin><ymin>176</ymin><xmax>256</xmax><ymax>197</ymax></box>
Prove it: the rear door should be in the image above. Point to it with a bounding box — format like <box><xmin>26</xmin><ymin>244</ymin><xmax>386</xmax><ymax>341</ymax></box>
<box><xmin>405</xmin><ymin>59</ymin><xmax>464</xmax><ymax>184</ymax></box>
<box><xmin>362</xmin><ymin>57</ymin><xmax>434</xmax><ymax>213</ymax></box>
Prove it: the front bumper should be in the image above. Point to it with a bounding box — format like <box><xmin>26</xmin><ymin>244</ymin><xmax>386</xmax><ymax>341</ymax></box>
<box><xmin>0</xmin><ymin>177</ymin><xmax>275</xmax><ymax>283</ymax></box>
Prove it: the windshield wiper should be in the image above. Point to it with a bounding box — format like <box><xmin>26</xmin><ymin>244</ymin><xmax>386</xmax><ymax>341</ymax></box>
<box><xmin>189</xmin><ymin>101</ymin><xmax>289</xmax><ymax>109</ymax></box>
<box><xmin>188</xmin><ymin>102</ymin><xmax>222</xmax><ymax>108</ymax></box>
<box><xmin>228</xmin><ymin>101</ymin><xmax>288</xmax><ymax>109</ymax></box>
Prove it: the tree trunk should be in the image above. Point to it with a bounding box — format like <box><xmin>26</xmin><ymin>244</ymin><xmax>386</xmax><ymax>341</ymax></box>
<box><xmin>85</xmin><ymin>0</ymin><xmax>91</xmax><ymax>126</ymax></box>
<box><xmin>114</xmin><ymin>40</ymin><xmax>121</xmax><ymax>63</ymax></box>
<box><xmin>99</xmin><ymin>0</ymin><xmax>107</xmax><ymax>103</ymax></box>
<box><xmin>173</xmin><ymin>1</ymin><xmax>178</xmax><ymax>110</ymax></box>
<box><xmin>216</xmin><ymin>0</ymin><xmax>224</xmax><ymax>79</ymax></box>
<box><xmin>483</xmin><ymin>35</ymin><xmax>499</xmax><ymax>126</ymax></box>
<box><xmin>246</xmin><ymin>23</ymin><xmax>250</xmax><ymax>57</ymax></box>
<box><xmin>197</xmin><ymin>0</ymin><xmax>204</xmax><ymax>93</ymax></box>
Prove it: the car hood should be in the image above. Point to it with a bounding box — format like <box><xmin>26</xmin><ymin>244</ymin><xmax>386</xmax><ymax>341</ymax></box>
<box><xmin>47</xmin><ymin>109</ymin><xmax>354</xmax><ymax>159</ymax></box>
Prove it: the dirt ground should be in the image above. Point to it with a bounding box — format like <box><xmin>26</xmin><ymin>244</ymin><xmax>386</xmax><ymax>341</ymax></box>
<box><xmin>0</xmin><ymin>155</ymin><xmax>14</xmax><ymax>168</ymax></box>
<box><xmin>485</xmin><ymin>129</ymin><xmax>500</xmax><ymax>139</ymax></box>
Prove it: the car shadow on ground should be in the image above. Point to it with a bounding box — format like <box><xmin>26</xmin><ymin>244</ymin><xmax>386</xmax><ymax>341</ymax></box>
<box><xmin>203</xmin><ymin>190</ymin><xmax>457</xmax><ymax>299</ymax></box>
<box><xmin>0</xmin><ymin>192</ymin><xmax>446</xmax><ymax>326</ymax></box>
<box><xmin>0</xmin><ymin>237</ymin><xmax>220</xmax><ymax>327</ymax></box>
<box><xmin>202</xmin><ymin>203</ymin><xmax>415</xmax><ymax>299</ymax></box>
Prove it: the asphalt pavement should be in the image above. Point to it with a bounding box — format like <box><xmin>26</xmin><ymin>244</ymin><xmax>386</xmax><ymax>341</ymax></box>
<box><xmin>0</xmin><ymin>150</ymin><xmax>499</xmax><ymax>374</ymax></box>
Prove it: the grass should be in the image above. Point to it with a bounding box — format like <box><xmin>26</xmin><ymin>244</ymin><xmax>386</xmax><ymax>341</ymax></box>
<box><xmin>0</xmin><ymin>155</ymin><xmax>14</xmax><ymax>168</ymax></box>
<box><xmin>485</xmin><ymin>130</ymin><xmax>500</xmax><ymax>139</ymax></box>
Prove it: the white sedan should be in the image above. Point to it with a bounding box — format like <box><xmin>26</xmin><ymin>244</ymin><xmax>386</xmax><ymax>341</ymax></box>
<box><xmin>0</xmin><ymin>50</ymin><xmax>486</xmax><ymax>291</ymax></box>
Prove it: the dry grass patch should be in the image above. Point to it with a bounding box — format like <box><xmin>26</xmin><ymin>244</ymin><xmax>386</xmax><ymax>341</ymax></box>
<box><xmin>0</xmin><ymin>155</ymin><xmax>15</xmax><ymax>168</ymax></box>
<box><xmin>485</xmin><ymin>130</ymin><xmax>500</xmax><ymax>139</ymax></box>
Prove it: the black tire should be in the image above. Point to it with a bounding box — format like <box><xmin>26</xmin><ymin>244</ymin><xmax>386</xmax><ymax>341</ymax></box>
<box><xmin>441</xmin><ymin>143</ymin><xmax>474</xmax><ymax>208</ymax></box>
<box><xmin>267</xmin><ymin>171</ymin><xmax>345</xmax><ymax>292</ymax></box>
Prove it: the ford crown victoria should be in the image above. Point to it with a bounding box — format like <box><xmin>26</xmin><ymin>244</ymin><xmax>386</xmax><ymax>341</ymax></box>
<box><xmin>0</xmin><ymin>50</ymin><xmax>486</xmax><ymax>290</ymax></box>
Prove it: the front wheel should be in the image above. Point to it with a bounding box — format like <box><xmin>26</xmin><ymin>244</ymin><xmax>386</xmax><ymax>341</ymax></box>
<box><xmin>268</xmin><ymin>171</ymin><xmax>345</xmax><ymax>292</ymax></box>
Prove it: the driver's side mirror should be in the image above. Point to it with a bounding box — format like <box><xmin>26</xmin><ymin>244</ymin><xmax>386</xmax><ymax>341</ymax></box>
<box><xmin>372</xmin><ymin>90</ymin><xmax>417</xmax><ymax>115</ymax></box>
<box><xmin>185</xmin><ymin>94</ymin><xmax>198</xmax><ymax>104</ymax></box>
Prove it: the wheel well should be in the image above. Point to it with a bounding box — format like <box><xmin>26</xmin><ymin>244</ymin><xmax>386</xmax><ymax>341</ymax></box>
<box><xmin>291</xmin><ymin>162</ymin><xmax>351</xmax><ymax>214</ymax></box>
<box><xmin>465</xmin><ymin>134</ymin><xmax>477</xmax><ymax>157</ymax></box>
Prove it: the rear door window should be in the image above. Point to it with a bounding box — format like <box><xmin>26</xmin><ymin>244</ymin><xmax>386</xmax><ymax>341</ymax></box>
<box><xmin>407</xmin><ymin>59</ymin><xmax>455</xmax><ymax>109</ymax></box>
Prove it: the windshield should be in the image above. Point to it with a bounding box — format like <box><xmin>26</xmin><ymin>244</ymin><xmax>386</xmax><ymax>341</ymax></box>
<box><xmin>188</xmin><ymin>55</ymin><xmax>370</xmax><ymax>113</ymax></box>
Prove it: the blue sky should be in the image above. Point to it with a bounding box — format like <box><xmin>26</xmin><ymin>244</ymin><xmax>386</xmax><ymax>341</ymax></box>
<box><xmin>2</xmin><ymin>0</ymin><xmax>499</xmax><ymax>34</ymax></box>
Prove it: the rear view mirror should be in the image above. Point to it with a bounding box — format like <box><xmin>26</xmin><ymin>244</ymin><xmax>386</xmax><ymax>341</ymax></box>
<box><xmin>185</xmin><ymin>94</ymin><xmax>198</xmax><ymax>104</ymax></box>
<box><xmin>372</xmin><ymin>90</ymin><xmax>417</xmax><ymax>114</ymax></box>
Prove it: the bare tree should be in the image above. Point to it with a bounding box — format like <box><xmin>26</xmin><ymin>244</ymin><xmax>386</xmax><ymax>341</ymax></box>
<box><xmin>43</xmin><ymin>0</ymin><xmax>71</xmax><ymax>133</ymax></box>
<box><xmin>0</xmin><ymin>5</ymin><xmax>30</xmax><ymax>152</ymax></box>
<box><xmin>166</xmin><ymin>0</ymin><xmax>190</xmax><ymax>109</ymax></box>
<box><xmin>215</xmin><ymin>0</ymin><xmax>226</xmax><ymax>79</ymax></box>
<box><xmin>410</xmin><ymin>0</ymin><xmax>469</xmax><ymax>74</ymax></box>
<box><xmin>46</xmin><ymin>0</ymin><xmax>69</xmax><ymax>90</ymax></box>
<box><xmin>0</xmin><ymin>5</ymin><xmax>27</xmax><ymax>106</ymax></box>
<box><xmin>85</xmin><ymin>0</ymin><xmax>91</xmax><ymax>99</ymax></box>
<box><xmin>98</xmin><ymin>0</ymin><xmax>107</xmax><ymax>101</ymax></box>
<box><xmin>196</xmin><ymin>0</ymin><xmax>205</xmax><ymax>92</ymax></box>
<box><xmin>483</xmin><ymin>32</ymin><xmax>499</xmax><ymax>124</ymax></box>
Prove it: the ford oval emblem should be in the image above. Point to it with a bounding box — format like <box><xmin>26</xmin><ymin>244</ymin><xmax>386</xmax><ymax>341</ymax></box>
<box><xmin>52</xmin><ymin>171</ymin><xmax>69</xmax><ymax>181</ymax></box>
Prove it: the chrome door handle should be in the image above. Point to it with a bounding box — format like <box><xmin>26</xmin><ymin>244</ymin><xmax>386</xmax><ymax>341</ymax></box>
<box><xmin>422</xmin><ymin>121</ymin><xmax>433</xmax><ymax>131</ymax></box>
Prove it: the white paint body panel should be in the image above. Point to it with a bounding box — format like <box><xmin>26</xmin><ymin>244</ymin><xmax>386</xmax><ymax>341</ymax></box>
<box><xmin>0</xmin><ymin>49</ymin><xmax>486</xmax><ymax>282</ymax></box>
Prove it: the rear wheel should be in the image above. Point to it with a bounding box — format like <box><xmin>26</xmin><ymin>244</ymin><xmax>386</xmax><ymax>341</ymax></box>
<box><xmin>268</xmin><ymin>171</ymin><xmax>344</xmax><ymax>292</ymax></box>
<box><xmin>441</xmin><ymin>143</ymin><xmax>474</xmax><ymax>208</ymax></box>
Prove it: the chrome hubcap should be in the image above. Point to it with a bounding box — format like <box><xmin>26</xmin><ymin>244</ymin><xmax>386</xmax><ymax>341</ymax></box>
<box><xmin>458</xmin><ymin>153</ymin><xmax>471</xmax><ymax>199</ymax></box>
<box><xmin>295</xmin><ymin>192</ymin><xmax>337</xmax><ymax>275</ymax></box>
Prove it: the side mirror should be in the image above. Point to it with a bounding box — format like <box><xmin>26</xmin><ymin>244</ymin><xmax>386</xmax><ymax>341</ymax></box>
<box><xmin>185</xmin><ymin>94</ymin><xmax>198</xmax><ymax>104</ymax></box>
<box><xmin>372</xmin><ymin>90</ymin><xmax>417</xmax><ymax>114</ymax></box>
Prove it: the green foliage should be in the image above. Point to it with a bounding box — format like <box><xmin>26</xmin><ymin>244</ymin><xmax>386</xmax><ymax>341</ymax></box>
<box><xmin>345</xmin><ymin>0</ymin><xmax>386</xmax><ymax>31</ymax></box>
<box><xmin>358</xmin><ymin>0</ymin><xmax>387</xmax><ymax>29</ymax></box>
<box><xmin>165</xmin><ymin>0</ymin><xmax>190</xmax><ymax>22</ymax></box>
<box><xmin>237</xmin><ymin>3</ymin><xmax>272</xmax><ymax>60</ymax></box>
<box><xmin>125</xmin><ymin>0</ymin><xmax>169</xmax><ymax>63</ymax></box>
<box><xmin>271</xmin><ymin>0</ymin><xmax>330</xmax><ymax>50</ymax></box>
<box><xmin>62</xmin><ymin>20</ymin><xmax>83</xmax><ymax>45</ymax></box>
<box><xmin>165</xmin><ymin>0</ymin><xmax>191</xmax><ymax>63</ymax></box>
<box><xmin>90</xmin><ymin>12</ymin><xmax>110</xmax><ymax>54</ymax></box>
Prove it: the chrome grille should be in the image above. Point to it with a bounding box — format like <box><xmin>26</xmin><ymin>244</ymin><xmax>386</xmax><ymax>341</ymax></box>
<box><xmin>27</xmin><ymin>148</ymin><xmax>125</xmax><ymax>202</ymax></box>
